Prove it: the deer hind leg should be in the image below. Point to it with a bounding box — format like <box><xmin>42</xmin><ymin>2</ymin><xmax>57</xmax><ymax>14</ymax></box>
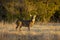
<box><xmin>16</xmin><ymin>24</ymin><xmax>19</xmax><ymax>30</ymax></box>
<box><xmin>19</xmin><ymin>22</ymin><xmax>22</xmax><ymax>31</ymax></box>
<box><xmin>19</xmin><ymin>25</ymin><xmax>22</xmax><ymax>31</ymax></box>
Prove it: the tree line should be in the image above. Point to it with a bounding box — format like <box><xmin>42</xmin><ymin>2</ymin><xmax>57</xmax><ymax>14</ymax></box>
<box><xmin>0</xmin><ymin>0</ymin><xmax>60</xmax><ymax>23</ymax></box>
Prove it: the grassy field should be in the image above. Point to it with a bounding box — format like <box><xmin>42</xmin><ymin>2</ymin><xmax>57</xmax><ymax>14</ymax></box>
<box><xmin>0</xmin><ymin>22</ymin><xmax>60</xmax><ymax>40</ymax></box>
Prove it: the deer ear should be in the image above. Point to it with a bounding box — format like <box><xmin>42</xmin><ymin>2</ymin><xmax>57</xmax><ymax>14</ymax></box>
<box><xmin>30</xmin><ymin>14</ymin><xmax>32</xmax><ymax>17</ymax></box>
<box><xmin>34</xmin><ymin>15</ymin><xmax>36</xmax><ymax>17</ymax></box>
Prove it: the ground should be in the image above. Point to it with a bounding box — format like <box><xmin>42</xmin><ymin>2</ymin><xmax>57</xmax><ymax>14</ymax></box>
<box><xmin>0</xmin><ymin>22</ymin><xmax>60</xmax><ymax>40</ymax></box>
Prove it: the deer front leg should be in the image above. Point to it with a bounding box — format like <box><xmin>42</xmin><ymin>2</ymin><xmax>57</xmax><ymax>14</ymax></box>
<box><xmin>28</xmin><ymin>26</ymin><xmax>30</xmax><ymax>31</ymax></box>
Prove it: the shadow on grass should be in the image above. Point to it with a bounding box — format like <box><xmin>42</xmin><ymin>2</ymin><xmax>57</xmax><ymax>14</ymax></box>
<box><xmin>0</xmin><ymin>32</ymin><xmax>60</xmax><ymax>40</ymax></box>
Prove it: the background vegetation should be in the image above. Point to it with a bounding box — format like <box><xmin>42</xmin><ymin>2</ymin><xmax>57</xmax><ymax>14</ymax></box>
<box><xmin>0</xmin><ymin>0</ymin><xmax>60</xmax><ymax>23</ymax></box>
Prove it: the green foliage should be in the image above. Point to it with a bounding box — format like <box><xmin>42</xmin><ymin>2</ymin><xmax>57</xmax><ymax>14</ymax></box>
<box><xmin>0</xmin><ymin>0</ymin><xmax>60</xmax><ymax>23</ymax></box>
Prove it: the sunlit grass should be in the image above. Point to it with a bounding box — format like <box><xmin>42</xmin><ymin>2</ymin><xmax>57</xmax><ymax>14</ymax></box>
<box><xmin>0</xmin><ymin>22</ymin><xmax>60</xmax><ymax>40</ymax></box>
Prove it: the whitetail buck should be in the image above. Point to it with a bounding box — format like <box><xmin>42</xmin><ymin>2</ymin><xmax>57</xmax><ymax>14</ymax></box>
<box><xmin>16</xmin><ymin>15</ymin><xmax>36</xmax><ymax>31</ymax></box>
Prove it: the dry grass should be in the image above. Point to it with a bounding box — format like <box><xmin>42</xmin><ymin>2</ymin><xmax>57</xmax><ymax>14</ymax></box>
<box><xmin>0</xmin><ymin>22</ymin><xmax>60</xmax><ymax>40</ymax></box>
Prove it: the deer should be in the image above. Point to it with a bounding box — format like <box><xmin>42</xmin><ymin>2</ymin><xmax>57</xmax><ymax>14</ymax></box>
<box><xmin>15</xmin><ymin>15</ymin><xmax>36</xmax><ymax>31</ymax></box>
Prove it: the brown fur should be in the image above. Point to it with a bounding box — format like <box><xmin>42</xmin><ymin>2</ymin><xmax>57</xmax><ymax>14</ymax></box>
<box><xmin>16</xmin><ymin>15</ymin><xmax>36</xmax><ymax>31</ymax></box>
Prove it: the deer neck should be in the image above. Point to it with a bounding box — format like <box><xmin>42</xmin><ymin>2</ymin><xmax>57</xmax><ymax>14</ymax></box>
<box><xmin>32</xmin><ymin>18</ymin><xmax>35</xmax><ymax>21</ymax></box>
<box><xmin>32</xmin><ymin>17</ymin><xmax>36</xmax><ymax>23</ymax></box>
<box><xmin>31</xmin><ymin>15</ymin><xmax>36</xmax><ymax>23</ymax></box>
